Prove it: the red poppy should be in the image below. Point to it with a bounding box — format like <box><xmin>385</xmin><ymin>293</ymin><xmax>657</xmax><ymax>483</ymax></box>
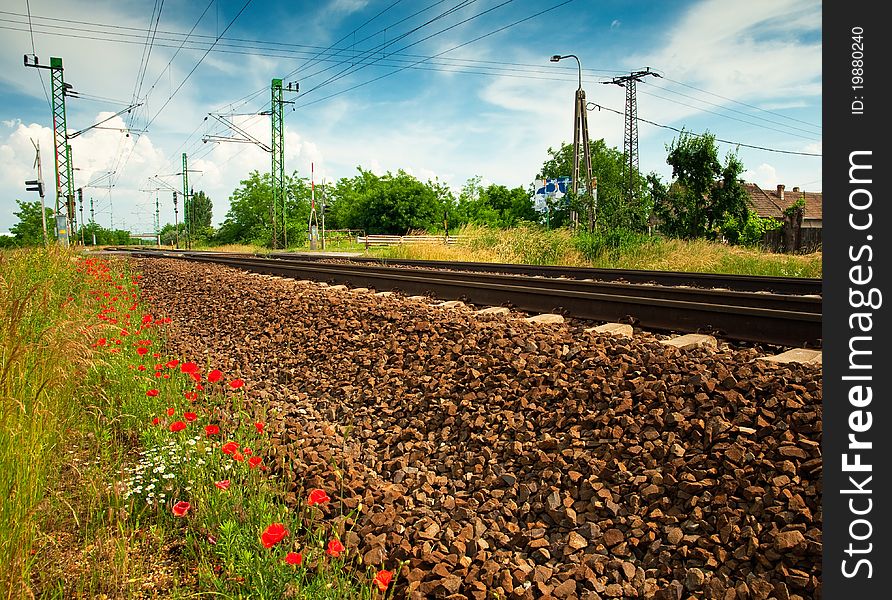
<box><xmin>248</xmin><ymin>456</ymin><xmax>263</xmax><ymax>469</ymax></box>
<box><xmin>308</xmin><ymin>489</ymin><xmax>330</xmax><ymax>506</ymax></box>
<box><xmin>180</xmin><ymin>362</ymin><xmax>198</xmax><ymax>374</ymax></box>
<box><xmin>154</xmin><ymin>371</ymin><xmax>163</xmax><ymax>378</ymax></box>
<box><xmin>229</xmin><ymin>379</ymin><xmax>244</xmax><ymax>389</ymax></box>
<box><xmin>205</xmin><ymin>425</ymin><xmax>220</xmax><ymax>436</ymax></box>
<box><xmin>172</xmin><ymin>501</ymin><xmax>190</xmax><ymax>517</ymax></box>
<box><xmin>137</xmin><ymin>347</ymin><xmax>149</xmax><ymax>356</ymax></box>
<box><xmin>214</xmin><ymin>480</ymin><xmax>231</xmax><ymax>491</ymax></box>
<box><xmin>162</xmin><ymin>374</ymin><xmax>170</xmax><ymax>379</ymax></box>
<box><xmin>284</xmin><ymin>552</ymin><xmax>302</xmax><ymax>566</ymax></box>
<box><xmin>222</xmin><ymin>441</ymin><xmax>239</xmax><ymax>455</ymax></box>
<box><xmin>326</xmin><ymin>539</ymin><xmax>345</xmax><ymax>557</ymax></box>
<box><xmin>142</xmin><ymin>314</ymin><xmax>153</xmax><ymax>325</ymax></box>
<box><xmin>146</xmin><ymin>389</ymin><xmax>159</xmax><ymax>397</ymax></box>
<box><xmin>96</xmin><ymin>338</ymin><xmax>107</xmax><ymax>347</ymax></box>
<box><xmin>183</xmin><ymin>412</ymin><xmax>197</xmax><ymax>422</ymax></box>
<box><xmin>151</xmin><ymin>417</ymin><xmax>160</xmax><ymax>426</ymax></box>
<box><xmin>154</xmin><ymin>363</ymin><xmax>163</xmax><ymax>370</ymax></box>
<box><xmin>243</xmin><ymin>448</ymin><xmax>252</xmax><ymax>456</ymax></box>
<box><xmin>137</xmin><ymin>365</ymin><xmax>146</xmax><ymax>371</ymax></box>
<box><xmin>254</xmin><ymin>422</ymin><xmax>265</xmax><ymax>434</ymax></box>
<box><xmin>207</xmin><ymin>369</ymin><xmax>223</xmax><ymax>383</ymax></box>
<box><xmin>166</xmin><ymin>359</ymin><xmax>180</xmax><ymax>369</ymax></box>
<box><xmin>195</xmin><ymin>383</ymin><xmax>205</xmax><ymax>391</ymax></box>
<box><xmin>260</xmin><ymin>523</ymin><xmax>288</xmax><ymax>548</ymax></box>
<box><xmin>152</xmin><ymin>352</ymin><xmax>161</xmax><ymax>358</ymax></box>
<box><xmin>166</xmin><ymin>407</ymin><xmax>175</xmax><ymax>416</ymax></box>
<box><xmin>184</xmin><ymin>391</ymin><xmax>198</xmax><ymax>401</ymax></box>
<box><xmin>373</xmin><ymin>570</ymin><xmax>393</xmax><ymax>593</ymax></box>
<box><xmin>170</xmin><ymin>421</ymin><xmax>187</xmax><ymax>432</ymax></box>
<box><xmin>188</xmin><ymin>372</ymin><xmax>201</xmax><ymax>383</ymax></box>
<box><xmin>232</xmin><ymin>451</ymin><xmax>245</xmax><ymax>462</ymax></box>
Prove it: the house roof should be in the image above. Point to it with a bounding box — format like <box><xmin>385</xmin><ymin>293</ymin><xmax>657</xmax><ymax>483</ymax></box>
<box><xmin>744</xmin><ymin>183</ymin><xmax>822</xmax><ymax>220</ymax></box>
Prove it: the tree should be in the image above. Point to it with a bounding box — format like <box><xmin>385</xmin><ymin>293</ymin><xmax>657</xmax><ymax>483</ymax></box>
<box><xmin>215</xmin><ymin>171</ymin><xmax>311</xmax><ymax>247</ymax></box>
<box><xmin>327</xmin><ymin>169</ymin><xmax>445</xmax><ymax>235</ymax></box>
<box><xmin>10</xmin><ymin>200</ymin><xmax>54</xmax><ymax>246</ymax></box>
<box><xmin>538</xmin><ymin>139</ymin><xmax>651</xmax><ymax>232</ymax></box>
<box><xmin>653</xmin><ymin>131</ymin><xmax>749</xmax><ymax>239</ymax></box>
<box><xmin>454</xmin><ymin>178</ymin><xmax>539</xmax><ymax>228</ymax></box>
<box><xmin>189</xmin><ymin>190</ymin><xmax>214</xmax><ymax>241</ymax></box>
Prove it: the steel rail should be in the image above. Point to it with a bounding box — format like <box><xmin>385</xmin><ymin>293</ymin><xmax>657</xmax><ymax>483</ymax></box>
<box><xmin>131</xmin><ymin>250</ymin><xmax>821</xmax><ymax>347</ymax></box>
<box><xmin>269</xmin><ymin>252</ymin><xmax>822</xmax><ymax>296</ymax></box>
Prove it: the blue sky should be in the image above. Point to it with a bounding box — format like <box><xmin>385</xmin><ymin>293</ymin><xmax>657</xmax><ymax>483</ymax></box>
<box><xmin>0</xmin><ymin>0</ymin><xmax>822</xmax><ymax>233</ymax></box>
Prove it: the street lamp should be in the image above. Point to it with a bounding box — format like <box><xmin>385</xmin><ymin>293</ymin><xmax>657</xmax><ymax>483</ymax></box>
<box><xmin>550</xmin><ymin>54</ymin><xmax>582</xmax><ymax>90</ymax></box>
<box><xmin>549</xmin><ymin>53</ymin><xmax>596</xmax><ymax>231</ymax></box>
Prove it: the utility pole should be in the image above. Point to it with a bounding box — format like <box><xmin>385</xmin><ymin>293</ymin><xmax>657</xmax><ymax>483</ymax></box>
<box><xmin>320</xmin><ymin>179</ymin><xmax>326</xmax><ymax>250</ymax></box>
<box><xmin>308</xmin><ymin>162</ymin><xmax>319</xmax><ymax>250</ymax></box>
<box><xmin>182</xmin><ymin>153</ymin><xmax>190</xmax><ymax>249</ymax></box>
<box><xmin>155</xmin><ymin>191</ymin><xmax>160</xmax><ymax>246</ymax></box>
<box><xmin>270</xmin><ymin>79</ymin><xmax>297</xmax><ymax>249</ymax></box>
<box><xmin>173</xmin><ymin>191</ymin><xmax>180</xmax><ymax>249</ymax></box>
<box><xmin>27</xmin><ymin>138</ymin><xmax>48</xmax><ymax>244</ymax></box>
<box><xmin>77</xmin><ymin>187</ymin><xmax>85</xmax><ymax>245</ymax></box>
<box><xmin>605</xmin><ymin>67</ymin><xmax>660</xmax><ymax>207</ymax></box>
<box><xmin>550</xmin><ymin>54</ymin><xmax>595</xmax><ymax>232</ymax></box>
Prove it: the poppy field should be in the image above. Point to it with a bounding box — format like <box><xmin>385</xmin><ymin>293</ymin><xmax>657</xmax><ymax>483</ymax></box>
<box><xmin>0</xmin><ymin>247</ymin><xmax>397</xmax><ymax>598</ymax></box>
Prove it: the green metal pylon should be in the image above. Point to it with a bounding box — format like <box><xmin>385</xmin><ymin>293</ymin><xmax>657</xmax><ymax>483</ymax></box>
<box><xmin>182</xmin><ymin>152</ymin><xmax>190</xmax><ymax>249</ymax></box>
<box><xmin>271</xmin><ymin>78</ymin><xmax>285</xmax><ymax>249</ymax></box>
<box><xmin>50</xmin><ymin>57</ymin><xmax>74</xmax><ymax>244</ymax></box>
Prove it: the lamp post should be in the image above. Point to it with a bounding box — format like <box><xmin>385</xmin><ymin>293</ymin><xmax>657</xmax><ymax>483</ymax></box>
<box><xmin>550</xmin><ymin>54</ymin><xmax>596</xmax><ymax>232</ymax></box>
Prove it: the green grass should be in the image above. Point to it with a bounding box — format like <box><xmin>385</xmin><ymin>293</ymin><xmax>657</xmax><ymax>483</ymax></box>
<box><xmin>1</xmin><ymin>248</ymin><xmax>399</xmax><ymax>598</ymax></box>
<box><xmin>372</xmin><ymin>224</ymin><xmax>822</xmax><ymax>278</ymax></box>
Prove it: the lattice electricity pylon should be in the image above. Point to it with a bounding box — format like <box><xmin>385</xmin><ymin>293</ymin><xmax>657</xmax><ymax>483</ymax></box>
<box><xmin>271</xmin><ymin>78</ymin><xmax>285</xmax><ymax>249</ymax></box>
<box><xmin>50</xmin><ymin>57</ymin><xmax>74</xmax><ymax>227</ymax></box>
<box><xmin>271</xmin><ymin>79</ymin><xmax>297</xmax><ymax>249</ymax></box>
<box><xmin>604</xmin><ymin>67</ymin><xmax>660</xmax><ymax>206</ymax></box>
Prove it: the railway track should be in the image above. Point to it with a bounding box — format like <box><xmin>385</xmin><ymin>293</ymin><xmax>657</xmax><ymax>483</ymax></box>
<box><xmin>127</xmin><ymin>249</ymin><xmax>821</xmax><ymax>347</ymax></box>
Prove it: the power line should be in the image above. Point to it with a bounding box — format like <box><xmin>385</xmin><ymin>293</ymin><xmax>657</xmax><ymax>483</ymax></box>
<box><xmin>22</xmin><ymin>0</ymin><xmax>51</xmax><ymax>109</ymax></box>
<box><xmin>587</xmin><ymin>101</ymin><xmax>821</xmax><ymax>157</ymax></box>
<box><xmin>658</xmin><ymin>74</ymin><xmax>821</xmax><ymax>130</ymax></box>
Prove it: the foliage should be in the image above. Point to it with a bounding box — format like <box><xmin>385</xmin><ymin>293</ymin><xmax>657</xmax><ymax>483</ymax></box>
<box><xmin>651</xmin><ymin>131</ymin><xmax>749</xmax><ymax>239</ymax></box>
<box><xmin>783</xmin><ymin>196</ymin><xmax>806</xmax><ymax>218</ymax></box>
<box><xmin>720</xmin><ymin>213</ymin><xmax>782</xmax><ymax>247</ymax></box>
<box><xmin>537</xmin><ymin>140</ymin><xmax>652</xmax><ymax>231</ymax></box>
<box><xmin>573</xmin><ymin>228</ymin><xmax>657</xmax><ymax>262</ymax></box>
<box><xmin>215</xmin><ymin>171</ymin><xmax>312</xmax><ymax>248</ymax></box>
<box><xmin>188</xmin><ymin>190</ymin><xmax>215</xmax><ymax>242</ymax></box>
<box><xmin>453</xmin><ymin>177</ymin><xmax>538</xmax><ymax>229</ymax></box>
<box><xmin>9</xmin><ymin>199</ymin><xmax>55</xmax><ymax>246</ymax></box>
<box><xmin>326</xmin><ymin>168</ymin><xmax>448</xmax><ymax>235</ymax></box>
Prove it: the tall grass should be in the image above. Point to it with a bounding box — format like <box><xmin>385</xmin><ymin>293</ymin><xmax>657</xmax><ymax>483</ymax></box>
<box><xmin>374</xmin><ymin>224</ymin><xmax>822</xmax><ymax>277</ymax></box>
<box><xmin>0</xmin><ymin>247</ymin><xmax>91</xmax><ymax>596</ymax></box>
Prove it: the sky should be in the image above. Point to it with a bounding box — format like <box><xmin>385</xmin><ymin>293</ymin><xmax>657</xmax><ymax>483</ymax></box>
<box><xmin>0</xmin><ymin>0</ymin><xmax>822</xmax><ymax>234</ymax></box>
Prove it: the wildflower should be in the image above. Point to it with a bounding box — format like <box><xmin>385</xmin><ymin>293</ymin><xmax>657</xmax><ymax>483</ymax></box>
<box><xmin>184</xmin><ymin>391</ymin><xmax>198</xmax><ymax>401</ymax></box>
<box><xmin>214</xmin><ymin>480</ymin><xmax>231</xmax><ymax>491</ymax></box>
<box><xmin>170</xmin><ymin>421</ymin><xmax>187</xmax><ymax>432</ymax></box>
<box><xmin>142</xmin><ymin>314</ymin><xmax>153</xmax><ymax>325</ymax></box>
<box><xmin>260</xmin><ymin>523</ymin><xmax>288</xmax><ymax>548</ymax></box>
<box><xmin>207</xmin><ymin>369</ymin><xmax>223</xmax><ymax>383</ymax></box>
<box><xmin>308</xmin><ymin>489</ymin><xmax>330</xmax><ymax>506</ymax></box>
<box><xmin>183</xmin><ymin>412</ymin><xmax>197</xmax><ymax>422</ymax></box>
<box><xmin>146</xmin><ymin>389</ymin><xmax>159</xmax><ymax>397</ymax></box>
<box><xmin>254</xmin><ymin>422</ymin><xmax>265</xmax><ymax>434</ymax></box>
<box><xmin>189</xmin><ymin>372</ymin><xmax>201</xmax><ymax>383</ymax></box>
<box><xmin>172</xmin><ymin>501</ymin><xmax>190</xmax><ymax>517</ymax></box>
<box><xmin>167</xmin><ymin>407</ymin><xmax>175</xmax><ymax>416</ymax></box>
<box><xmin>285</xmin><ymin>552</ymin><xmax>303</xmax><ymax>566</ymax></box>
<box><xmin>326</xmin><ymin>539</ymin><xmax>345</xmax><ymax>557</ymax></box>
<box><xmin>248</xmin><ymin>456</ymin><xmax>263</xmax><ymax>469</ymax></box>
<box><xmin>221</xmin><ymin>441</ymin><xmax>239</xmax><ymax>455</ymax></box>
<box><xmin>154</xmin><ymin>371</ymin><xmax>162</xmax><ymax>378</ymax></box>
<box><xmin>151</xmin><ymin>417</ymin><xmax>160</xmax><ymax>426</ymax></box>
<box><xmin>137</xmin><ymin>347</ymin><xmax>149</xmax><ymax>356</ymax></box>
<box><xmin>137</xmin><ymin>365</ymin><xmax>146</xmax><ymax>371</ymax></box>
<box><xmin>373</xmin><ymin>570</ymin><xmax>393</xmax><ymax>593</ymax></box>
<box><xmin>243</xmin><ymin>448</ymin><xmax>252</xmax><ymax>456</ymax></box>
<box><xmin>195</xmin><ymin>383</ymin><xmax>205</xmax><ymax>391</ymax></box>
<box><xmin>229</xmin><ymin>378</ymin><xmax>245</xmax><ymax>389</ymax></box>
<box><xmin>205</xmin><ymin>425</ymin><xmax>220</xmax><ymax>436</ymax></box>
<box><xmin>180</xmin><ymin>362</ymin><xmax>198</xmax><ymax>374</ymax></box>
<box><xmin>166</xmin><ymin>359</ymin><xmax>180</xmax><ymax>369</ymax></box>
<box><xmin>232</xmin><ymin>451</ymin><xmax>245</xmax><ymax>462</ymax></box>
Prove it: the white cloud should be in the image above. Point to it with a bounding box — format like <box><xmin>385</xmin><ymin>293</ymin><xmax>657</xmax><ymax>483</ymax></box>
<box><xmin>610</xmin><ymin>20</ymin><xmax>621</xmax><ymax>29</ymax></box>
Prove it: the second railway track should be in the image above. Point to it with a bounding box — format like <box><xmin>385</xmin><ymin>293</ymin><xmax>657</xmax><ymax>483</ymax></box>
<box><xmin>129</xmin><ymin>250</ymin><xmax>822</xmax><ymax>347</ymax></box>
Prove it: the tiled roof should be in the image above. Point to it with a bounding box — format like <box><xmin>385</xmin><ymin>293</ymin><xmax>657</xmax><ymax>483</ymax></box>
<box><xmin>743</xmin><ymin>183</ymin><xmax>822</xmax><ymax>221</ymax></box>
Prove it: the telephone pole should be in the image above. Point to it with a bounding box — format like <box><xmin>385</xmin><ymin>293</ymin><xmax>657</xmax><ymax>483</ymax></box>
<box><xmin>605</xmin><ymin>67</ymin><xmax>660</xmax><ymax>206</ymax></box>
<box><xmin>271</xmin><ymin>79</ymin><xmax>297</xmax><ymax>249</ymax></box>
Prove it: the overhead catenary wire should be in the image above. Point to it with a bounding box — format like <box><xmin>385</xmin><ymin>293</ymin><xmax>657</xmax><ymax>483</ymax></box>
<box><xmin>587</xmin><ymin>101</ymin><xmax>821</xmax><ymax>157</ymax></box>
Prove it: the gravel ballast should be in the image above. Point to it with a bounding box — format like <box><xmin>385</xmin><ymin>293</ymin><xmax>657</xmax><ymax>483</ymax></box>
<box><xmin>138</xmin><ymin>258</ymin><xmax>822</xmax><ymax>600</ymax></box>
